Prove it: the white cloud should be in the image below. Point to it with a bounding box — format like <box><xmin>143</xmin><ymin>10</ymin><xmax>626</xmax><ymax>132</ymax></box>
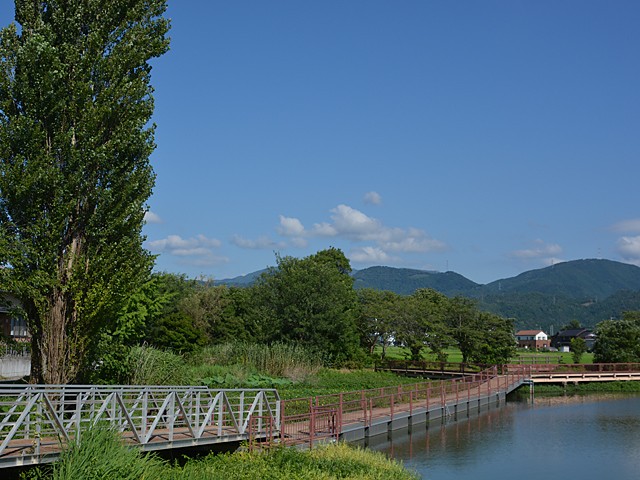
<box><xmin>510</xmin><ymin>239</ymin><xmax>563</xmax><ymax>260</ymax></box>
<box><xmin>277</xmin><ymin>215</ymin><xmax>305</xmax><ymax>236</ymax></box>
<box><xmin>147</xmin><ymin>234</ymin><xmax>226</xmax><ymax>267</ymax></box>
<box><xmin>290</xmin><ymin>237</ymin><xmax>309</xmax><ymax>248</ymax></box>
<box><xmin>320</xmin><ymin>205</ymin><xmax>446</xmax><ymax>254</ymax></box>
<box><xmin>350</xmin><ymin>246</ymin><xmax>395</xmax><ymax>263</ymax></box>
<box><xmin>275</xmin><ymin>203</ymin><xmax>447</xmax><ymax>263</ymax></box>
<box><xmin>144</xmin><ymin>211</ymin><xmax>162</xmax><ymax>224</ymax></box>
<box><xmin>617</xmin><ymin>236</ymin><xmax>640</xmax><ymax>265</ymax></box>
<box><xmin>364</xmin><ymin>191</ymin><xmax>382</xmax><ymax>205</ymax></box>
<box><xmin>330</xmin><ymin>204</ymin><xmax>382</xmax><ymax>239</ymax></box>
<box><xmin>611</xmin><ymin>219</ymin><xmax>640</xmax><ymax>233</ymax></box>
<box><xmin>311</xmin><ymin>222</ymin><xmax>338</xmax><ymax>236</ymax></box>
<box><xmin>231</xmin><ymin>235</ymin><xmax>283</xmax><ymax>249</ymax></box>
<box><xmin>148</xmin><ymin>234</ymin><xmax>221</xmax><ymax>253</ymax></box>
<box><xmin>381</xmin><ymin>231</ymin><xmax>448</xmax><ymax>253</ymax></box>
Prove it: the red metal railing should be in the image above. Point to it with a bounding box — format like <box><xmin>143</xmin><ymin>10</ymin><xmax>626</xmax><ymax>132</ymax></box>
<box><xmin>280</xmin><ymin>365</ymin><xmax>523</xmax><ymax>449</ymax></box>
<box><xmin>277</xmin><ymin>363</ymin><xmax>640</xmax><ymax>449</ymax></box>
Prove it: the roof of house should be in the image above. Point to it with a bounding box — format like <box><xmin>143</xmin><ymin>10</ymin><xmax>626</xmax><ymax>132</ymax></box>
<box><xmin>515</xmin><ymin>330</ymin><xmax>545</xmax><ymax>336</ymax></box>
<box><xmin>556</xmin><ymin>328</ymin><xmax>591</xmax><ymax>337</ymax></box>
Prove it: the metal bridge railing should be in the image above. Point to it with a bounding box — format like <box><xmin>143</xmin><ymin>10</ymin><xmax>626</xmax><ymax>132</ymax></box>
<box><xmin>0</xmin><ymin>385</ymin><xmax>280</xmax><ymax>467</ymax></box>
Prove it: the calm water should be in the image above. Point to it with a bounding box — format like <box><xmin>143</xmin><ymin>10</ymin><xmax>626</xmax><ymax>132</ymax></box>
<box><xmin>367</xmin><ymin>393</ymin><xmax>640</xmax><ymax>480</ymax></box>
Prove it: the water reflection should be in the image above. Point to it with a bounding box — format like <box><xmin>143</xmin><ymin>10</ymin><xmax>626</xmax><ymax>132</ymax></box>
<box><xmin>366</xmin><ymin>393</ymin><xmax>640</xmax><ymax>480</ymax></box>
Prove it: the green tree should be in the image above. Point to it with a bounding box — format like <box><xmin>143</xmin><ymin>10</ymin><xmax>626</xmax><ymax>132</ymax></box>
<box><xmin>561</xmin><ymin>319</ymin><xmax>582</xmax><ymax>331</ymax></box>
<box><xmin>0</xmin><ymin>2</ymin><xmax>169</xmax><ymax>383</ymax></box>
<box><xmin>85</xmin><ymin>275</ymin><xmax>174</xmax><ymax>383</ymax></box>
<box><xmin>593</xmin><ymin>311</ymin><xmax>640</xmax><ymax>363</ymax></box>
<box><xmin>249</xmin><ymin>248</ymin><xmax>359</xmax><ymax>364</ymax></box>
<box><xmin>469</xmin><ymin>313</ymin><xmax>516</xmax><ymax>365</ymax></box>
<box><xmin>179</xmin><ymin>282</ymin><xmax>249</xmax><ymax>344</ymax></box>
<box><xmin>446</xmin><ymin>296</ymin><xmax>481</xmax><ymax>364</ymax></box>
<box><xmin>394</xmin><ymin>289</ymin><xmax>452</xmax><ymax>361</ymax></box>
<box><xmin>356</xmin><ymin>288</ymin><xmax>399</xmax><ymax>357</ymax></box>
<box><xmin>147</xmin><ymin>311</ymin><xmax>207</xmax><ymax>353</ymax></box>
<box><xmin>570</xmin><ymin>337</ymin><xmax>587</xmax><ymax>364</ymax></box>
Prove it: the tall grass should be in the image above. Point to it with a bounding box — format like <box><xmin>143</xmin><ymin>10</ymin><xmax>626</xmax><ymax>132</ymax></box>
<box><xmin>166</xmin><ymin>443</ymin><xmax>418</xmax><ymax>480</ymax></box>
<box><xmin>127</xmin><ymin>345</ymin><xmax>191</xmax><ymax>385</ymax></box>
<box><xmin>193</xmin><ymin>342</ymin><xmax>325</xmax><ymax>381</ymax></box>
<box><xmin>23</xmin><ymin>428</ymin><xmax>418</xmax><ymax>480</ymax></box>
<box><xmin>23</xmin><ymin>425</ymin><xmax>166</xmax><ymax>480</ymax></box>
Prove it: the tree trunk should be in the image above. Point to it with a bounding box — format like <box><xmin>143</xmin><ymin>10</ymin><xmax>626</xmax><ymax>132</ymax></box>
<box><xmin>30</xmin><ymin>289</ymin><xmax>79</xmax><ymax>384</ymax></box>
<box><xmin>30</xmin><ymin>234</ymin><xmax>84</xmax><ymax>385</ymax></box>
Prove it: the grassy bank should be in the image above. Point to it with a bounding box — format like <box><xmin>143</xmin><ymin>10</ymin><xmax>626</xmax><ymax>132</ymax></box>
<box><xmin>120</xmin><ymin>344</ymin><xmax>427</xmax><ymax>400</ymax></box>
<box><xmin>524</xmin><ymin>380</ymin><xmax>640</xmax><ymax>395</ymax></box>
<box><xmin>23</xmin><ymin>426</ymin><xmax>418</xmax><ymax>480</ymax></box>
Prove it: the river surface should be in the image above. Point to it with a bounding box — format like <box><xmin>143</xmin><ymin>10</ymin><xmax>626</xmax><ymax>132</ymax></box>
<box><xmin>366</xmin><ymin>393</ymin><xmax>640</xmax><ymax>480</ymax></box>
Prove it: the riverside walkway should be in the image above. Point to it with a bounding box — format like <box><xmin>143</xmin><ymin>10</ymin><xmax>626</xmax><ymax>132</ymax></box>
<box><xmin>2</xmin><ymin>363</ymin><xmax>639</xmax><ymax>467</ymax></box>
<box><xmin>0</xmin><ymin>385</ymin><xmax>280</xmax><ymax>468</ymax></box>
<box><xmin>278</xmin><ymin>362</ymin><xmax>640</xmax><ymax>448</ymax></box>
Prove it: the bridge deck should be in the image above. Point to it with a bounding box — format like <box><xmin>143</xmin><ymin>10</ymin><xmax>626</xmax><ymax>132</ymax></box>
<box><xmin>0</xmin><ymin>385</ymin><xmax>280</xmax><ymax>468</ymax></box>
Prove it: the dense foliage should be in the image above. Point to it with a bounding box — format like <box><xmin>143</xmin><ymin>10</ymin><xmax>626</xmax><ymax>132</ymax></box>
<box><xmin>593</xmin><ymin>311</ymin><xmax>640</xmax><ymax>363</ymax></box>
<box><xmin>248</xmin><ymin>248</ymin><xmax>360</xmax><ymax>364</ymax></box>
<box><xmin>221</xmin><ymin>259</ymin><xmax>640</xmax><ymax>332</ymax></box>
<box><xmin>85</xmin><ymin>248</ymin><xmax>517</xmax><ymax>380</ymax></box>
<box><xmin>0</xmin><ymin>1</ymin><xmax>169</xmax><ymax>383</ymax></box>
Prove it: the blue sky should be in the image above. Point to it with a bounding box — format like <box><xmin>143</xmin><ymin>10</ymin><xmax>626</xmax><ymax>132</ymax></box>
<box><xmin>2</xmin><ymin>1</ymin><xmax>639</xmax><ymax>284</ymax></box>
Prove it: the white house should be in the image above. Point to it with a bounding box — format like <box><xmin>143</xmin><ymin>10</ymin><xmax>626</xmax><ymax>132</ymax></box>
<box><xmin>515</xmin><ymin>330</ymin><xmax>549</xmax><ymax>350</ymax></box>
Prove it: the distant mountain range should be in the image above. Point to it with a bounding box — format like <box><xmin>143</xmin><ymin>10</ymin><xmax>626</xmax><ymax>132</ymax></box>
<box><xmin>216</xmin><ymin>259</ymin><xmax>640</xmax><ymax>332</ymax></box>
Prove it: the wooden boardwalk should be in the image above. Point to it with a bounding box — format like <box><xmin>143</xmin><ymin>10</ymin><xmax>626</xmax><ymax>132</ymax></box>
<box><xmin>279</xmin><ymin>362</ymin><xmax>640</xmax><ymax>448</ymax></box>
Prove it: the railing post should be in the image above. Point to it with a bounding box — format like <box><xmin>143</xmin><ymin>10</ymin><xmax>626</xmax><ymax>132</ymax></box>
<box><xmin>410</xmin><ymin>390</ymin><xmax>413</xmax><ymax>416</ymax></box>
<box><xmin>309</xmin><ymin>398</ymin><xmax>315</xmax><ymax>450</ymax></box>
<box><xmin>426</xmin><ymin>384</ymin><xmax>430</xmax><ymax>411</ymax></box>
<box><xmin>369</xmin><ymin>398</ymin><xmax>373</xmax><ymax>427</ymax></box>
<box><xmin>391</xmin><ymin>393</ymin><xmax>394</xmax><ymax>420</ymax></box>
<box><xmin>281</xmin><ymin>399</ymin><xmax>286</xmax><ymax>447</ymax></box>
<box><xmin>339</xmin><ymin>393</ymin><xmax>343</xmax><ymax>438</ymax></box>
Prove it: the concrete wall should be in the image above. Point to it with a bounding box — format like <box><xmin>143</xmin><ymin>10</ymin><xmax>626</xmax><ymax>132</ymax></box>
<box><xmin>340</xmin><ymin>392</ymin><xmax>506</xmax><ymax>443</ymax></box>
<box><xmin>0</xmin><ymin>356</ymin><xmax>31</xmax><ymax>379</ymax></box>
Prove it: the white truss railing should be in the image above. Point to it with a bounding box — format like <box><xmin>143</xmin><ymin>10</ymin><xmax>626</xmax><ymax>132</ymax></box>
<box><xmin>0</xmin><ymin>384</ymin><xmax>280</xmax><ymax>467</ymax></box>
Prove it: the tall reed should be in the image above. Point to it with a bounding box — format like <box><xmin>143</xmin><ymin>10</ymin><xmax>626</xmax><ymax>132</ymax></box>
<box><xmin>194</xmin><ymin>342</ymin><xmax>325</xmax><ymax>381</ymax></box>
<box><xmin>127</xmin><ymin>345</ymin><xmax>190</xmax><ymax>385</ymax></box>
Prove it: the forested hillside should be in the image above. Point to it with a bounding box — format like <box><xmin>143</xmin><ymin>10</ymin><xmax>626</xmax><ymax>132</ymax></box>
<box><xmin>217</xmin><ymin>259</ymin><xmax>640</xmax><ymax>331</ymax></box>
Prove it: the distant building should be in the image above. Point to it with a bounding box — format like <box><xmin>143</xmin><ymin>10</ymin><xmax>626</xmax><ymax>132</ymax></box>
<box><xmin>551</xmin><ymin>328</ymin><xmax>596</xmax><ymax>351</ymax></box>
<box><xmin>515</xmin><ymin>330</ymin><xmax>549</xmax><ymax>350</ymax></box>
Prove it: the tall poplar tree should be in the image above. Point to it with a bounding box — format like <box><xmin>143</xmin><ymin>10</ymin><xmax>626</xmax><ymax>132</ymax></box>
<box><xmin>0</xmin><ymin>1</ymin><xmax>170</xmax><ymax>383</ymax></box>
